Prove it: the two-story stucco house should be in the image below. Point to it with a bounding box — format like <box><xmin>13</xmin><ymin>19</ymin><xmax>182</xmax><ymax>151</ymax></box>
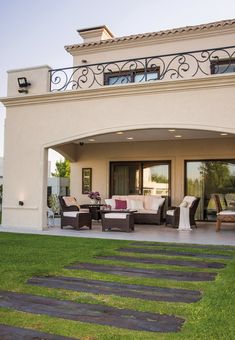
<box><xmin>1</xmin><ymin>19</ymin><xmax>235</xmax><ymax>230</ymax></box>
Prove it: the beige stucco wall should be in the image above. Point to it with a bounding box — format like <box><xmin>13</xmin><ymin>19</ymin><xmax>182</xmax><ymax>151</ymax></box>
<box><xmin>2</xmin><ymin>74</ymin><xmax>235</xmax><ymax>229</ymax></box>
<box><xmin>7</xmin><ymin>65</ymin><xmax>51</xmax><ymax>97</ymax></box>
<box><xmin>2</xmin><ymin>23</ymin><xmax>235</xmax><ymax>229</ymax></box>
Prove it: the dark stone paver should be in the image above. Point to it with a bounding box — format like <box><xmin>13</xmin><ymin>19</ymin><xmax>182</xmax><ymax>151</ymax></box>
<box><xmin>119</xmin><ymin>247</ymin><xmax>232</xmax><ymax>259</ymax></box>
<box><xmin>131</xmin><ymin>242</ymin><xmax>234</xmax><ymax>252</ymax></box>
<box><xmin>0</xmin><ymin>324</ymin><xmax>76</xmax><ymax>339</ymax></box>
<box><xmin>28</xmin><ymin>276</ymin><xmax>201</xmax><ymax>303</ymax></box>
<box><xmin>67</xmin><ymin>262</ymin><xmax>216</xmax><ymax>281</ymax></box>
<box><xmin>96</xmin><ymin>255</ymin><xmax>225</xmax><ymax>269</ymax></box>
<box><xmin>0</xmin><ymin>291</ymin><xmax>184</xmax><ymax>333</ymax></box>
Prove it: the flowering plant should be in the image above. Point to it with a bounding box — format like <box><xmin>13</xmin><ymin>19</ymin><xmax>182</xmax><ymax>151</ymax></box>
<box><xmin>87</xmin><ymin>191</ymin><xmax>101</xmax><ymax>201</ymax></box>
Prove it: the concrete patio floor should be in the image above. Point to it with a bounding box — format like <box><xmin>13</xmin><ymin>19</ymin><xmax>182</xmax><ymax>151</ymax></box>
<box><xmin>1</xmin><ymin>220</ymin><xmax>235</xmax><ymax>246</ymax></box>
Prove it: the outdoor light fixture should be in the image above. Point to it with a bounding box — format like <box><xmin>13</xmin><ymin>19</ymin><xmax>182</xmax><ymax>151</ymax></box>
<box><xmin>18</xmin><ymin>200</ymin><xmax>24</xmax><ymax>206</ymax></box>
<box><xmin>17</xmin><ymin>77</ymin><xmax>31</xmax><ymax>93</ymax></box>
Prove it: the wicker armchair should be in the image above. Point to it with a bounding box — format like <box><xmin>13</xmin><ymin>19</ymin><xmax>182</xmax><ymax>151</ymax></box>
<box><xmin>165</xmin><ymin>196</ymin><xmax>200</xmax><ymax>228</ymax></box>
<box><xmin>58</xmin><ymin>196</ymin><xmax>92</xmax><ymax>230</ymax></box>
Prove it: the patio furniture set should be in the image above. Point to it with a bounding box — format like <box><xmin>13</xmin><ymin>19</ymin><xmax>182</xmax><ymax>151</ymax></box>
<box><xmin>58</xmin><ymin>195</ymin><xmax>203</xmax><ymax>232</ymax></box>
<box><xmin>58</xmin><ymin>194</ymin><xmax>235</xmax><ymax>232</ymax></box>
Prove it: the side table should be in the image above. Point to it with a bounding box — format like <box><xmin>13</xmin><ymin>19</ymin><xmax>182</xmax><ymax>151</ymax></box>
<box><xmin>80</xmin><ymin>204</ymin><xmax>104</xmax><ymax>221</ymax></box>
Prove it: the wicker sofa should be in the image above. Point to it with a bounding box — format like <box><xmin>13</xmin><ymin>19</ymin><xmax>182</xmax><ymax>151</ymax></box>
<box><xmin>106</xmin><ymin>195</ymin><xmax>165</xmax><ymax>225</ymax></box>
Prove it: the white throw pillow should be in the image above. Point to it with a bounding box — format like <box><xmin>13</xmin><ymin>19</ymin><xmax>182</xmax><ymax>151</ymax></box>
<box><xmin>105</xmin><ymin>198</ymin><xmax>116</xmax><ymax>209</ymax></box>
<box><xmin>150</xmin><ymin>197</ymin><xmax>165</xmax><ymax>210</ymax></box>
<box><xmin>130</xmin><ymin>199</ymin><xmax>144</xmax><ymax>210</ymax></box>
<box><xmin>179</xmin><ymin>201</ymin><xmax>188</xmax><ymax>207</ymax></box>
<box><xmin>183</xmin><ymin>196</ymin><xmax>196</xmax><ymax>207</ymax></box>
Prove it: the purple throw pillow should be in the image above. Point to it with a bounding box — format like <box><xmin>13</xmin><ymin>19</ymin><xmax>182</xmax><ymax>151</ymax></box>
<box><xmin>115</xmin><ymin>199</ymin><xmax>127</xmax><ymax>209</ymax></box>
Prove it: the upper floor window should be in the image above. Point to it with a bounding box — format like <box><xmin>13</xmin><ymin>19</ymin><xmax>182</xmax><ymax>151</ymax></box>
<box><xmin>211</xmin><ymin>60</ymin><xmax>235</xmax><ymax>75</ymax></box>
<box><xmin>104</xmin><ymin>69</ymin><xmax>159</xmax><ymax>86</ymax></box>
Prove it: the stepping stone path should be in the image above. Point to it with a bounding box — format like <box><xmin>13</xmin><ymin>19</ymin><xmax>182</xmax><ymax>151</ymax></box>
<box><xmin>118</xmin><ymin>247</ymin><xmax>232</xmax><ymax>259</ymax></box>
<box><xmin>0</xmin><ymin>291</ymin><xmax>184</xmax><ymax>333</ymax></box>
<box><xmin>2</xmin><ymin>242</ymin><xmax>231</xmax><ymax>336</ymax></box>
<box><xmin>130</xmin><ymin>242</ymin><xmax>234</xmax><ymax>252</ymax></box>
<box><xmin>67</xmin><ymin>262</ymin><xmax>217</xmax><ymax>281</ymax></box>
<box><xmin>0</xmin><ymin>324</ymin><xmax>75</xmax><ymax>340</ymax></box>
<box><xmin>28</xmin><ymin>275</ymin><xmax>201</xmax><ymax>303</ymax></box>
<box><xmin>96</xmin><ymin>255</ymin><xmax>226</xmax><ymax>269</ymax></box>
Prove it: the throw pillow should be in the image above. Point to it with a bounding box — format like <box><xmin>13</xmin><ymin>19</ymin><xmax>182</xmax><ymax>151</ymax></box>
<box><xmin>115</xmin><ymin>199</ymin><xmax>127</xmax><ymax>209</ymax></box>
<box><xmin>150</xmin><ymin>197</ymin><xmax>165</xmax><ymax>210</ymax></box>
<box><xmin>63</xmin><ymin>196</ymin><xmax>80</xmax><ymax>208</ymax></box>
<box><xmin>183</xmin><ymin>196</ymin><xmax>196</xmax><ymax>207</ymax></box>
<box><xmin>105</xmin><ymin>198</ymin><xmax>115</xmax><ymax>209</ymax></box>
<box><xmin>130</xmin><ymin>199</ymin><xmax>144</xmax><ymax>210</ymax></box>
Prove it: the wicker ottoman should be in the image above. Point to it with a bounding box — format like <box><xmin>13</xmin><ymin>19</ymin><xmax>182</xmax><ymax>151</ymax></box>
<box><xmin>101</xmin><ymin>212</ymin><xmax>134</xmax><ymax>232</ymax></box>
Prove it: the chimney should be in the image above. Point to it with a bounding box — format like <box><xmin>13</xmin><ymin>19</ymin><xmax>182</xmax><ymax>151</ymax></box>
<box><xmin>77</xmin><ymin>25</ymin><xmax>114</xmax><ymax>44</ymax></box>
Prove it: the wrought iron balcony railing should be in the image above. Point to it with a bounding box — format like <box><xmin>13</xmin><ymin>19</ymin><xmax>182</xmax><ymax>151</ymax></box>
<box><xmin>49</xmin><ymin>45</ymin><xmax>235</xmax><ymax>92</ymax></box>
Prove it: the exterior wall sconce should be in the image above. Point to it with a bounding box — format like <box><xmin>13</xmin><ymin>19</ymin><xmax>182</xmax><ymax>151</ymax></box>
<box><xmin>17</xmin><ymin>77</ymin><xmax>31</xmax><ymax>93</ymax></box>
<box><xmin>18</xmin><ymin>200</ymin><xmax>24</xmax><ymax>206</ymax></box>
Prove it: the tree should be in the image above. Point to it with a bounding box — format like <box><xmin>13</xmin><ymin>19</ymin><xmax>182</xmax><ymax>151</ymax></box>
<box><xmin>51</xmin><ymin>160</ymin><xmax>70</xmax><ymax>178</ymax></box>
<box><xmin>199</xmin><ymin>161</ymin><xmax>230</xmax><ymax>195</ymax></box>
<box><xmin>151</xmin><ymin>174</ymin><xmax>168</xmax><ymax>183</ymax></box>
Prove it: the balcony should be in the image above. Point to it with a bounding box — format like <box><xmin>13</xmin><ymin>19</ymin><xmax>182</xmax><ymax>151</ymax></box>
<box><xmin>49</xmin><ymin>45</ymin><xmax>235</xmax><ymax>92</ymax></box>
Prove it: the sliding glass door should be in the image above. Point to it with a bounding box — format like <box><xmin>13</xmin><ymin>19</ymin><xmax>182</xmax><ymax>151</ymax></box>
<box><xmin>142</xmin><ymin>162</ymin><xmax>169</xmax><ymax>196</ymax></box>
<box><xmin>110</xmin><ymin>161</ymin><xmax>170</xmax><ymax>199</ymax></box>
<box><xmin>110</xmin><ymin>162</ymin><xmax>141</xmax><ymax>195</ymax></box>
<box><xmin>185</xmin><ymin>160</ymin><xmax>235</xmax><ymax>220</ymax></box>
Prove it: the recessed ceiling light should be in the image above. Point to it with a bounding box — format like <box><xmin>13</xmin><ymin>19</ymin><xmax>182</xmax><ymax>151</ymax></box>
<box><xmin>116</xmin><ymin>131</ymin><xmax>124</xmax><ymax>135</ymax></box>
<box><xmin>174</xmin><ymin>135</ymin><xmax>182</xmax><ymax>138</ymax></box>
<box><xmin>127</xmin><ymin>137</ymin><xmax>133</xmax><ymax>140</ymax></box>
<box><xmin>168</xmin><ymin>129</ymin><xmax>176</xmax><ymax>132</ymax></box>
<box><xmin>220</xmin><ymin>133</ymin><xmax>228</xmax><ymax>136</ymax></box>
<box><xmin>88</xmin><ymin>138</ymin><xmax>95</xmax><ymax>142</ymax></box>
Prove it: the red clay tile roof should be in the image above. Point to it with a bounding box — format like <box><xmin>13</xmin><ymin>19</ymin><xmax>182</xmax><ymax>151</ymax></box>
<box><xmin>65</xmin><ymin>18</ymin><xmax>235</xmax><ymax>52</ymax></box>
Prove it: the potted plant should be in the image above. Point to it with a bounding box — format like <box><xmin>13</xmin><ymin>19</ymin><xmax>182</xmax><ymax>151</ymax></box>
<box><xmin>87</xmin><ymin>191</ymin><xmax>101</xmax><ymax>204</ymax></box>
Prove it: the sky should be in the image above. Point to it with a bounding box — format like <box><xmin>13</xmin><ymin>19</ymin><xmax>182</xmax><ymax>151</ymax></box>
<box><xmin>1</xmin><ymin>0</ymin><xmax>235</xmax><ymax>164</ymax></box>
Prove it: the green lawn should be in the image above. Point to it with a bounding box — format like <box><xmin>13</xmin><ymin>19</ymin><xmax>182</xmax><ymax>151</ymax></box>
<box><xmin>0</xmin><ymin>232</ymin><xmax>235</xmax><ymax>339</ymax></box>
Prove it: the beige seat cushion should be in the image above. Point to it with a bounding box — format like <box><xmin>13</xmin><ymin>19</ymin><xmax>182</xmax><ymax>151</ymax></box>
<box><xmin>104</xmin><ymin>213</ymin><xmax>129</xmax><ymax>219</ymax></box>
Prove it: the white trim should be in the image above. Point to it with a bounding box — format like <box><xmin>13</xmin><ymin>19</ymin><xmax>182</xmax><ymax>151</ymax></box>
<box><xmin>3</xmin><ymin>206</ymin><xmax>38</xmax><ymax>210</ymax></box>
<box><xmin>1</xmin><ymin>74</ymin><xmax>235</xmax><ymax>108</ymax></box>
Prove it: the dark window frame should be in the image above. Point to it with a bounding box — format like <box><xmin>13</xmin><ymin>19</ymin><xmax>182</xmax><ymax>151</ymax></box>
<box><xmin>210</xmin><ymin>58</ymin><xmax>235</xmax><ymax>74</ymax></box>
<box><xmin>109</xmin><ymin>160</ymin><xmax>171</xmax><ymax>202</ymax></box>
<box><xmin>104</xmin><ymin>67</ymin><xmax>160</xmax><ymax>85</ymax></box>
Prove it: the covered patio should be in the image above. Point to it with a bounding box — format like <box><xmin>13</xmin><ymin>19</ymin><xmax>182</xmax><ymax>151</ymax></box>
<box><xmin>1</xmin><ymin>220</ymin><xmax>235</xmax><ymax>246</ymax></box>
